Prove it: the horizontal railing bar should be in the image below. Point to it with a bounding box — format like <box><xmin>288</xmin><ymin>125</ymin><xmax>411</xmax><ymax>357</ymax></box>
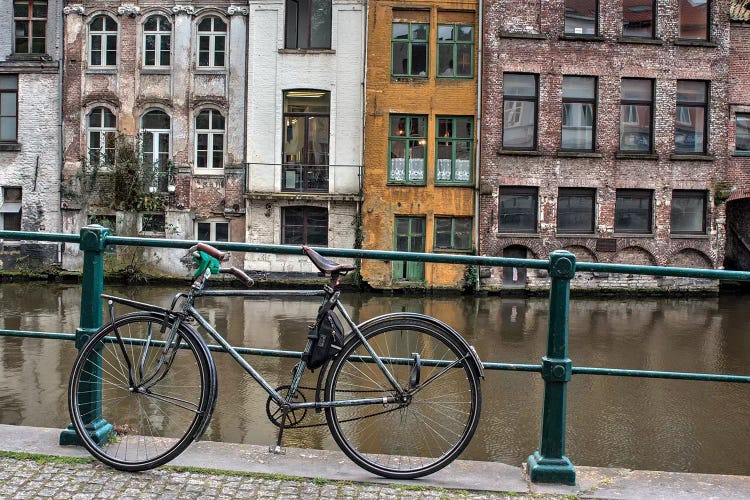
<box><xmin>573</xmin><ymin>366</ymin><xmax>750</xmax><ymax>383</ymax></box>
<box><xmin>576</xmin><ymin>261</ymin><xmax>750</xmax><ymax>281</ymax></box>
<box><xmin>0</xmin><ymin>231</ymin><xmax>80</xmax><ymax>244</ymax></box>
<box><xmin>0</xmin><ymin>330</ymin><xmax>76</xmax><ymax>341</ymax></box>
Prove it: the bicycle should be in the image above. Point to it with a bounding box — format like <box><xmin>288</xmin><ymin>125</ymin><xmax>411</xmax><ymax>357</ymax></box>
<box><xmin>67</xmin><ymin>243</ymin><xmax>484</xmax><ymax>479</ymax></box>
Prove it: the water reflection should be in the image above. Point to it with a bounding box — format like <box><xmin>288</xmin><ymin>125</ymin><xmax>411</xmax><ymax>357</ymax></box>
<box><xmin>0</xmin><ymin>283</ymin><xmax>748</xmax><ymax>474</ymax></box>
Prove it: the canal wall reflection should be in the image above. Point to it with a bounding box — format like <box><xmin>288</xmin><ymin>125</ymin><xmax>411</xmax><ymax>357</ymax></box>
<box><xmin>0</xmin><ymin>283</ymin><xmax>748</xmax><ymax>475</ymax></box>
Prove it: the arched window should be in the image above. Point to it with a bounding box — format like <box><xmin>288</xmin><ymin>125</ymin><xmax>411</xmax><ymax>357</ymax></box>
<box><xmin>195</xmin><ymin>109</ymin><xmax>224</xmax><ymax>170</ymax></box>
<box><xmin>89</xmin><ymin>15</ymin><xmax>117</xmax><ymax>67</ymax></box>
<box><xmin>141</xmin><ymin>109</ymin><xmax>171</xmax><ymax>191</ymax></box>
<box><xmin>143</xmin><ymin>15</ymin><xmax>171</xmax><ymax>67</ymax></box>
<box><xmin>88</xmin><ymin>107</ymin><xmax>116</xmax><ymax>166</ymax></box>
<box><xmin>197</xmin><ymin>16</ymin><xmax>226</xmax><ymax>68</ymax></box>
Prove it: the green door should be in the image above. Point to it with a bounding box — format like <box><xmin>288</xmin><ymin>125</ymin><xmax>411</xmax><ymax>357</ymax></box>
<box><xmin>393</xmin><ymin>216</ymin><xmax>425</xmax><ymax>281</ymax></box>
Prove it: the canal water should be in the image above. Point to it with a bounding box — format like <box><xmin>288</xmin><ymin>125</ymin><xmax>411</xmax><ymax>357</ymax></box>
<box><xmin>0</xmin><ymin>282</ymin><xmax>748</xmax><ymax>475</ymax></box>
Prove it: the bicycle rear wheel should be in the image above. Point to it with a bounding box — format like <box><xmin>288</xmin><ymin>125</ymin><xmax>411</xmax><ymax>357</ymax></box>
<box><xmin>324</xmin><ymin>317</ymin><xmax>481</xmax><ymax>479</ymax></box>
<box><xmin>68</xmin><ymin>312</ymin><xmax>214</xmax><ymax>471</ymax></box>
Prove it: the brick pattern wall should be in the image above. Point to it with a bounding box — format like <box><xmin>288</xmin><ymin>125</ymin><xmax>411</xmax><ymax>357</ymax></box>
<box><xmin>479</xmin><ymin>0</ymin><xmax>732</xmax><ymax>291</ymax></box>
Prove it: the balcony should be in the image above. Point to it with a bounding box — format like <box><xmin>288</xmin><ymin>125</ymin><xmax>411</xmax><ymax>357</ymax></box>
<box><xmin>281</xmin><ymin>163</ymin><xmax>329</xmax><ymax>193</ymax></box>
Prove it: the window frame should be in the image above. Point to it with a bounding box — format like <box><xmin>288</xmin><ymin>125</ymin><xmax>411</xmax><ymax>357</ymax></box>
<box><xmin>194</xmin><ymin>108</ymin><xmax>225</xmax><ymax>171</ymax></box>
<box><xmin>557</xmin><ymin>187</ymin><xmax>596</xmax><ymax>234</ymax></box>
<box><xmin>196</xmin><ymin>15</ymin><xmax>227</xmax><ymax>69</ymax></box>
<box><xmin>434</xmin><ymin>216</ymin><xmax>472</xmax><ymax>251</ymax></box>
<box><xmin>561</xmin><ymin>75</ymin><xmax>597</xmax><ymax>152</ymax></box>
<box><xmin>619</xmin><ymin>78</ymin><xmax>654</xmax><ymax>153</ymax></box>
<box><xmin>675</xmin><ymin>80</ymin><xmax>709</xmax><ymax>155</ymax></box>
<box><xmin>498</xmin><ymin>186</ymin><xmax>539</xmax><ymax>234</ymax></box>
<box><xmin>284</xmin><ymin>0</ymin><xmax>332</xmax><ymax>50</ymax></box>
<box><xmin>140</xmin><ymin>213</ymin><xmax>166</xmax><ymax>234</ymax></box>
<box><xmin>564</xmin><ymin>0</ymin><xmax>599</xmax><ymax>36</ymax></box>
<box><xmin>670</xmin><ymin>189</ymin><xmax>707</xmax><ymax>235</ymax></box>
<box><xmin>0</xmin><ymin>186</ymin><xmax>22</xmax><ymax>231</ymax></box>
<box><xmin>281</xmin><ymin>206</ymin><xmax>329</xmax><ymax>246</ymax></box>
<box><xmin>678</xmin><ymin>0</ymin><xmax>710</xmax><ymax>41</ymax></box>
<box><xmin>282</xmin><ymin>90</ymin><xmax>331</xmax><ymax>192</ymax></box>
<box><xmin>196</xmin><ymin>219</ymin><xmax>230</xmax><ymax>242</ymax></box>
<box><xmin>436</xmin><ymin>24</ymin><xmax>474</xmax><ymax>79</ymax></box>
<box><xmin>502</xmin><ymin>73</ymin><xmax>539</xmax><ymax>151</ymax></box>
<box><xmin>391</xmin><ymin>22</ymin><xmax>430</xmax><ymax>78</ymax></box>
<box><xmin>140</xmin><ymin>109</ymin><xmax>171</xmax><ymax>192</ymax></box>
<box><xmin>89</xmin><ymin>14</ymin><xmax>118</xmax><ymax>68</ymax></box>
<box><xmin>143</xmin><ymin>14</ymin><xmax>172</xmax><ymax>68</ymax></box>
<box><xmin>87</xmin><ymin>106</ymin><xmax>117</xmax><ymax>167</ymax></box>
<box><xmin>388</xmin><ymin>114</ymin><xmax>428</xmax><ymax>186</ymax></box>
<box><xmin>614</xmin><ymin>189</ymin><xmax>653</xmax><ymax>234</ymax></box>
<box><xmin>736</xmin><ymin>113</ymin><xmax>750</xmax><ymax>154</ymax></box>
<box><xmin>435</xmin><ymin>116</ymin><xmax>473</xmax><ymax>185</ymax></box>
<box><xmin>13</xmin><ymin>0</ymin><xmax>47</xmax><ymax>55</ymax></box>
<box><xmin>622</xmin><ymin>0</ymin><xmax>656</xmax><ymax>39</ymax></box>
<box><xmin>0</xmin><ymin>75</ymin><xmax>19</xmax><ymax>144</ymax></box>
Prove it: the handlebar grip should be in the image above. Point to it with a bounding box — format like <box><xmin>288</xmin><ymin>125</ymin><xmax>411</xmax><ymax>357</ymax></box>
<box><xmin>222</xmin><ymin>266</ymin><xmax>254</xmax><ymax>288</ymax></box>
<box><xmin>192</xmin><ymin>243</ymin><xmax>229</xmax><ymax>262</ymax></box>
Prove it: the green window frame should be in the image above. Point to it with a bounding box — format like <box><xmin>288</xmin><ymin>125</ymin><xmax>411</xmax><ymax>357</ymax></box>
<box><xmin>435</xmin><ymin>116</ymin><xmax>473</xmax><ymax>185</ymax></box>
<box><xmin>436</xmin><ymin>24</ymin><xmax>473</xmax><ymax>78</ymax></box>
<box><xmin>388</xmin><ymin>114</ymin><xmax>427</xmax><ymax>185</ymax></box>
<box><xmin>391</xmin><ymin>22</ymin><xmax>429</xmax><ymax>77</ymax></box>
<box><xmin>434</xmin><ymin>216</ymin><xmax>472</xmax><ymax>251</ymax></box>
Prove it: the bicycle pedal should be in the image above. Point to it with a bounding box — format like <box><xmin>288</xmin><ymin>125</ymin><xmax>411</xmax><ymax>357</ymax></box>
<box><xmin>268</xmin><ymin>445</ymin><xmax>286</xmax><ymax>455</ymax></box>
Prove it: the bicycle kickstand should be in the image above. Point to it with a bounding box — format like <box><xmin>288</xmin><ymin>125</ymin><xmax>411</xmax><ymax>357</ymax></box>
<box><xmin>269</xmin><ymin>407</ymin><xmax>289</xmax><ymax>455</ymax></box>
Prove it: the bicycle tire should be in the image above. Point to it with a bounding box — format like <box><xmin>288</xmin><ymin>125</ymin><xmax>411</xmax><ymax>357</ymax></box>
<box><xmin>68</xmin><ymin>312</ymin><xmax>215</xmax><ymax>471</ymax></box>
<box><xmin>324</xmin><ymin>316</ymin><xmax>482</xmax><ymax>479</ymax></box>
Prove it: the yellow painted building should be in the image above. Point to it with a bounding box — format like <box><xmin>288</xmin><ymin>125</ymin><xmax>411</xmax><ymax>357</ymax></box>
<box><xmin>361</xmin><ymin>0</ymin><xmax>479</xmax><ymax>289</ymax></box>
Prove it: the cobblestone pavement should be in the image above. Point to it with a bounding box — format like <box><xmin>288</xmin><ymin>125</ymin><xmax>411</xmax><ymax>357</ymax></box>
<box><xmin>0</xmin><ymin>457</ymin><xmax>562</xmax><ymax>500</ymax></box>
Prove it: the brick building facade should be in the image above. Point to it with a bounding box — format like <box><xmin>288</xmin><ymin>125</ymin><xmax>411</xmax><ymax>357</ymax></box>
<box><xmin>479</xmin><ymin>0</ymin><xmax>734</xmax><ymax>291</ymax></box>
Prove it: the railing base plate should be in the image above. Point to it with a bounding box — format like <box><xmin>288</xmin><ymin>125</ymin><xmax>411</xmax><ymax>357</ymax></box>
<box><xmin>527</xmin><ymin>451</ymin><xmax>576</xmax><ymax>485</ymax></box>
<box><xmin>59</xmin><ymin>418</ymin><xmax>113</xmax><ymax>447</ymax></box>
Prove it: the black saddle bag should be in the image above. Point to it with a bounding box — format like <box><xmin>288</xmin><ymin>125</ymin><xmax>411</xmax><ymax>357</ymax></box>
<box><xmin>302</xmin><ymin>303</ymin><xmax>345</xmax><ymax>371</ymax></box>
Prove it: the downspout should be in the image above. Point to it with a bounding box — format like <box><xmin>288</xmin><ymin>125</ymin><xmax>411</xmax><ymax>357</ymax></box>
<box><xmin>473</xmin><ymin>0</ymin><xmax>483</xmax><ymax>271</ymax></box>
<box><xmin>358</xmin><ymin>0</ymin><xmax>368</xmax><ymax>252</ymax></box>
<box><xmin>57</xmin><ymin>0</ymin><xmax>65</xmax><ymax>265</ymax></box>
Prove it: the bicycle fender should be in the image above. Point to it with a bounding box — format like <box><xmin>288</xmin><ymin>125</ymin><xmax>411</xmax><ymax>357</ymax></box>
<box><xmin>350</xmin><ymin>312</ymin><xmax>485</xmax><ymax>379</ymax></box>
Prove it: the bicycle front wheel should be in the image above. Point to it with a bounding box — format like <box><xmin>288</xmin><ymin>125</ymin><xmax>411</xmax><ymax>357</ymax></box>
<box><xmin>68</xmin><ymin>312</ymin><xmax>214</xmax><ymax>471</ymax></box>
<box><xmin>324</xmin><ymin>317</ymin><xmax>482</xmax><ymax>479</ymax></box>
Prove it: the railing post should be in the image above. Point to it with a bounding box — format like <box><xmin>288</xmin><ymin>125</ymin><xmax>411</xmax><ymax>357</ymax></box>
<box><xmin>60</xmin><ymin>225</ymin><xmax>113</xmax><ymax>445</ymax></box>
<box><xmin>527</xmin><ymin>250</ymin><xmax>576</xmax><ymax>484</ymax></box>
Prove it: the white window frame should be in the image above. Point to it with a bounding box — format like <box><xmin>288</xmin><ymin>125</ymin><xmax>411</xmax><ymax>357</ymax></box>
<box><xmin>89</xmin><ymin>14</ymin><xmax>118</xmax><ymax>68</ymax></box>
<box><xmin>143</xmin><ymin>15</ymin><xmax>171</xmax><ymax>67</ymax></box>
<box><xmin>196</xmin><ymin>16</ymin><xmax>227</xmax><ymax>68</ymax></box>
<box><xmin>194</xmin><ymin>108</ymin><xmax>225</xmax><ymax>172</ymax></box>
<box><xmin>87</xmin><ymin>106</ymin><xmax>117</xmax><ymax>167</ymax></box>
<box><xmin>196</xmin><ymin>219</ymin><xmax>230</xmax><ymax>242</ymax></box>
<box><xmin>0</xmin><ymin>186</ymin><xmax>22</xmax><ymax>231</ymax></box>
<box><xmin>140</xmin><ymin>109</ymin><xmax>171</xmax><ymax>192</ymax></box>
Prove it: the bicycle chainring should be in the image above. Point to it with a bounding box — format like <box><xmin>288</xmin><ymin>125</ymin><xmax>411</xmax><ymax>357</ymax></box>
<box><xmin>266</xmin><ymin>385</ymin><xmax>308</xmax><ymax>428</ymax></box>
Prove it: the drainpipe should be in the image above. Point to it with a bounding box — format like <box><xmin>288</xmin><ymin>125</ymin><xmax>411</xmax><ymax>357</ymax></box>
<box><xmin>473</xmin><ymin>0</ymin><xmax>483</xmax><ymax>270</ymax></box>
<box><xmin>358</xmin><ymin>0</ymin><xmax>368</xmax><ymax>252</ymax></box>
<box><xmin>57</xmin><ymin>0</ymin><xmax>65</xmax><ymax>264</ymax></box>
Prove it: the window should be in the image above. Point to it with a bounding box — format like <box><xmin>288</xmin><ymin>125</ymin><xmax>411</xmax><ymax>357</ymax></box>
<box><xmin>285</xmin><ymin>0</ymin><xmax>331</xmax><ymax>49</ymax></box>
<box><xmin>282</xmin><ymin>206</ymin><xmax>328</xmax><ymax>245</ymax></box>
<box><xmin>437</xmin><ymin>24</ymin><xmax>473</xmax><ymax>78</ymax></box>
<box><xmin>434</xmin><ymin>217</ymin><xmax>472</xmax><ymax>251</ymax></box>
<box><xmin>615</xmin><ymin>189</ymin><xmax>653</xmax><ymax>233</ymax></box>
<box><xmin>561</xmin><ymin>76</ymin><xmax>596</xmax><ymax>151</ymax></box>
<box><xmin>679</xmin><ymin>0</ymin><xmax>709</xmax><ymax>40</ymax></box>
<box><xmin>394</xmin><ymin>216</ymin><xmax>425</xmax><ymax>281</ymax></box>
<box><xmin>141</xmin><ymin>213</ymin><xmax>165</xmax><ymax>233</ymax></box>
<box><xmin>0</xmin><ymin>187</ymin><xmax>22</xmax><ymax>231</ymax></box>
<box><xmin>14</xmin><ymin>0</ymin><xmax>46</xmax><ymax>54</ymax></box>
<box><xmin>195</xmin><ymin>109</ymin><xmax>224</xmax><ymax>170</ymax></box>
<box><xmin>89</xmin><ymin>15</ymin><xmax>117</xmax><ymax>67</ymax></box>
<box><xmin>392</xmin><ymin>22</ymin><xmax>428</xmax><ymax>77</ymax></box>
<box><xmin>141</xmin><ymin>110</ymin><xmax>171</xmax><ymax>192</ymax></box>
<box><xmin>620</xmin><ymin>79</ymin><xmax>653</xmax><ymax>153</ymax></box>
<box><xmin>671</xmin><ymin>190</ymin><xmax>707</xmax><ymax>234</ymax></box>
<box><xmin>436</xmin><ymin>116</ymin><xmax>473</xmax><ymax>184</ymax></box>
<box><xmin>499</xmin><ymin>186</ymin><xmax>538</xmax><ymax>233</ymax></box>
<box><xmin>197</xmin><ymin>16</ymin><xmax>226</xmax><ymax>68</ymax></box>
<box><xmin>143</xmin><ymin>15</ymin><xmax>171</xmax><ymax>67</ymax></box>
<box><xmin>558</xmin><ymin>188</ymin><xmax>596</xmax><ymax>234</ymax></box>
<box><xmin>0</xmin><ymin>76</ymin><xmax>18</xmax><ymax>143</ymax></box>
<box><xmin>197</xmin><ymin>220</ymin><xmax>229</xmax><ymax>242</ymax></box>
<box><xmin>389</xmin><ymin>115</ymin><xmax>427</xmax><ymax>184</ymax></box>
<box><xmin>675</xmin><ymin>81</ymin><xmax>708</xmax><ymax>154</ymax></box>
<box><xmin>623</xmin><ymin>0</ymin><xmax>655</xmax><ymax>38</ymax></box>
<box><xmin>503</xmin><ymin>73</ymin><xmax>538</xmax><ymax>150</ymax></box>
<box><xmin>564</xmin><ymin>0</ymin><xmax>597</xmax><ymax>35</ymax></box>
<box><xmin>88</xmin><ymin>107</ymin><xmax>117</xmax><ymax>166</ymax></box>
<box><xmin>282</xmin><ymin>90</ymin><xmax>330</xmax><ymax>192</ymax></box>
<box><xmin>737</xmin><ymin>114</ymin><xmax>750</xmax><ymax>153</ymax></box>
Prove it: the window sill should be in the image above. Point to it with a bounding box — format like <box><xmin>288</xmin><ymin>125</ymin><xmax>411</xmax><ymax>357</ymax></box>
<box><xmin>498</xmin><ymin>31</ymin><xmax>547</xmax><ymax>40</ymax></box>
<box><xmin>618</xmin><ymin>36</ymin><xmax>664</xmax><ymax>45</ymax></box>
<box><xmin>435</xmin><ymin>182</ymin><xmax>473</xmax><ymax>187</ymax></box>
<box><xmin>193</xmin><ymin>169</ymin><xmax>225</xmax><ymax>176</ymax></box>
<box><xmin>140</xmin><ymin>68</ymin><xmax>171</xmax><ymax>75</ymax></box>
<box><xmin>732</xmin><ymin>152</ymin><xmax>750</xmax><ymax>157</ymax></box>
<box><xmin>195</xmin><ymin>68</ymin><xmax>227</xmax><ymax>75</ymax></box>
<box><xmin>0</xmin><ymin>143</ymin><xmax>21</xmax><ymax>152</ymax></box>
<box><xmin>674</xmin><ymin>39</ymin><xmax>718</xmax><ymax>48</ymax></box>
<box><xmin>615</xmin><ymin>152</ymin><xmax>659</xmax><ymax>160</ymax></box>
<box><xmin>556</xmin><ymin>151</ymin><xmax>602</xmax><ymax>158</ymax></box>
<box><xmin>497</xmin><ymin>149</ymin><xmax>542</xmax><ymax>156</ymax></box>
<box><xmin>557</xmin><ymin>233</ymin><xmax>597</xmax><ymax>238</ymax></box>
<box><xmin>386</xmin><ymin>182</ymin><xmax>427</xmax><ymax>187</ymax></box>
<box><xmin>279</xmin><ymin>48</ymin><xmax>335</xmax><ymax>55</ymax></box>
<box><xmin>613</xmin><ymin>233</ymin><xmax>654</xmax><ymax>238</ymax></box>
<box><xmin>138</xmin><ymin>232</ymin><xmax>166</xmax><ymax>238</ymax></box>
<box><xmin>497</xmin><ymin>232</ymin><xmax>539</xmax><ymax>237</ymax></box>
<box><xmin>86</xmin><ymin>68</ymin><xmax>117</xmax><ymax>75</ymax></box>
<box><xmin>436</xmin><ymin>75</ymin><xmax>474</xmax><ymax>80</ymax></box>
<box><xmin>559</xmin><ymin>34</ymin><xmax>605</xmax><ymax>42</ymax></box>
<box><xmin>670</xmin><ymin>233</ymin><xmax>709</xmax><ymax>239</ymax></box>
<box><xmin>433</xmin><ymin>248</ymin><xmax>473</xmax><ymax>254</ymax></box>
<box><xmin>391</xmin><ymin>76</ymin><xmax>429</xmax><ymax>83</ymax></box>
<box><xmin>7</xmin><ymin>53</ymin><xmax>53</xmax><ymax>61</ymax></box>
<box><xmin>670</xmin><ymin>154</ymin><xmax>714</xmax><ymax>161</ymax></box>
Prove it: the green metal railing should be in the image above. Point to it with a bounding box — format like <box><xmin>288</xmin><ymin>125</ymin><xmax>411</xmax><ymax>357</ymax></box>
<box><xmin>1</xmin><ymin>226</ymin><xmax>750</xmax><ymax>484</ymax></box>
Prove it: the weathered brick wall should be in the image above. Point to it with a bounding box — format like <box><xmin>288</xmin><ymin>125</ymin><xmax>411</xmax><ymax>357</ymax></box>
<box><xmin>480</xmin><ymin>0</ymin><xmax>731</xmax><ymax>291</ymax></box>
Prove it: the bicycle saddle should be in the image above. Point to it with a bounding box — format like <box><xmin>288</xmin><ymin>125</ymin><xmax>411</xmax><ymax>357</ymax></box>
<box><xmin>302</xmin><ymin>246</ymin><xmax>356</xmax><ymax>275</ymax></box>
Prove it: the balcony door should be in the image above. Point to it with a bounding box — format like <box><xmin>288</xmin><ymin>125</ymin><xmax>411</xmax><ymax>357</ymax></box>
<box><xmin>282</xmin><ymin>90</ymin><xmax>330</xmax><ymax>192</ymax></box>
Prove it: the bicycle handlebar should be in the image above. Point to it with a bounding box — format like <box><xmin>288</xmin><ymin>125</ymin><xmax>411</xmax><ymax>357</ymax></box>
<box><xmin>221</xmin><ymin>266</ymin><xmax>255</xmax><ymax>288</ymax></box>
<box><xmin>192</xmin><ymin>243</ymin><xmax>229</xmax><ymax>262</ymax></box>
